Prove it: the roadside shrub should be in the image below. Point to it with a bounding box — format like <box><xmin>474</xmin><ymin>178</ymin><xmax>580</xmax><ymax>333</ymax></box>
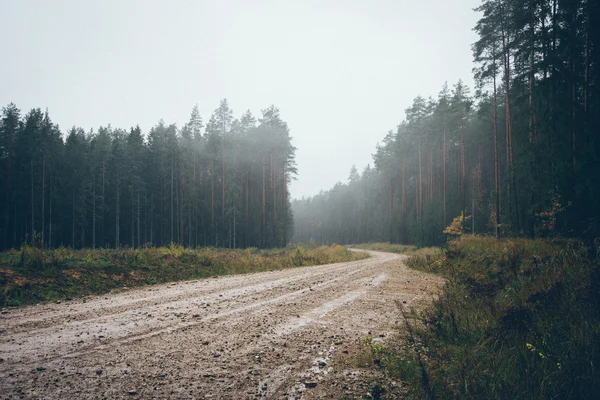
<box><xmin>386</xmin><ymin>235</ymin><xmax>600</xmax><ymax>399</ymax></box>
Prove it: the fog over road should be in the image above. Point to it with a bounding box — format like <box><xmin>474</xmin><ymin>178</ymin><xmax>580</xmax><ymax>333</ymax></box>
<box><xmin>0</xmin><ymin>250</ymin><xmax>443</xmax><ymax>399</ymax></box>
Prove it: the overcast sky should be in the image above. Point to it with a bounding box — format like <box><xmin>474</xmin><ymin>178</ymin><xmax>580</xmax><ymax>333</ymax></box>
<box><xmin>0</xmin><ymin>0</ymin><xmax>480</xmax><ymax>199</ymax></box>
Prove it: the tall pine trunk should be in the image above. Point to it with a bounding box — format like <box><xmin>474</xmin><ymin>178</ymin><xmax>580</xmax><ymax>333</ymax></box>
<box><xmin>171</xmin><ymin>156</ymin><xmax>174</xmax><ymax>244</ymax></box>
<box><xmin>72</xmin><ymin>193</ymin><xmax>75</xmax><ymax>248</ymax></box>
<box><xmin>102</xmin><ymin>157</ymin><xmax>105</xmax><ymax>247</ymax></box>
<box><xmin>41</xmin><ymin>154</ymin><xmax>45</xmax><ymax>248</ymax></box>
<box><xmin>502</xmin><ymin>21</ymin><xmax>518</xmax><ymax>232</ymax></box>
<box><xmin>493</xmin><ymin>49</ymin><xmax>501</xmax><ymax>238</ymax></box>
<box><xmin>49</xmin><ymin>175</ymin><xmax>52</xmax><ymax>248</ymax></box>
<box><xmin>443</xmin><ymin>116</ymin><xmax>447</xmax><ymax>227</ymax></box>
<box><xmin>115</xmin><ymin>171</ymin><xmax>120</xmax><ymax>248</ymax></box>
<box><xmin>137</xmin><ymin>187</ymin><xmax>141</xmax><ymax>248</ymax></box>
<box><xmin>131</xmin><ymin>185</ymin><xmax>135</xmax><ymax>247</ymax></box>
<box><xmin>31</xmin><ymin>159</ymin><xmax>34</xmax><ymax>246</ymax></box>
<box><xmin>179</xmin><ymin>157</ymin><xmax>183</xmax><ymax>245</ymax></box>
<box><xmin>3</xmin><ymin>117</ymin><xmax>14</xmax><ymax>249</ymax></box>
<box><xmin>93</xmin><ymin>174</ymin><xmax>96</xmax><ymax>249</ymax></box>
<box><xmin>418</xmin><ymin>133</ymin><xmax>422</xmax><ymax>218</ymax></box>
<box><xmin>262</xmin><ymin>156</ymin><xmax>266</xmax><ymax>247</ymax></box>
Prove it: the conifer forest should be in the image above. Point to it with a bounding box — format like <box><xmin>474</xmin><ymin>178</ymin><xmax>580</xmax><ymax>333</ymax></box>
<box><xmin>293</xmin><ymin>0</ymin><xmax>600</xmax><ymax>247</ymax></box>
<box><xmin>1</xmin><ymin>1</ymin><xmax>600</xmax><ymax>398</ymax></box>
<box><xmin>0</xmin><ymin>100</ymin><xmax>296</xmax><ymax>250</ymax></box>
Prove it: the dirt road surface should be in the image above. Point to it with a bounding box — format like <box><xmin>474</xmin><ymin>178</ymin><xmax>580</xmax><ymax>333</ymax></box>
<box><xmin>0</xmin><ymin>250</ymin><xmax>444</xmax><ymax>399</ymax></box>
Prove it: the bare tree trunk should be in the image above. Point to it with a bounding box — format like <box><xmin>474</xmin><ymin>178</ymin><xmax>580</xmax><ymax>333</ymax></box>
<box><xmin>150</xmin><ymin>195</ymin><xmax>154</xmax><ymax>246</ymax></box>
<box><xmin>262</xmin><ymin>156</ymin><xmax>266</xmax><ymax>246</ymax></box>
<box><xmin>3</xmin><ymin>116</ymin><xmax>14</xmax><ymax>249</ymax></box>
<box><xmin>493</xmin><ymin>51</ymin><xmax>501</xmax><ymax>238</ymax></box>
<box><xmin>585</xmin><ymin>10</ymin><xmax>589</xmax><ymax>114</ymax></box>
<box><xmin>116</xmin><ymin>172</ymin><xmax>120</xmax><ymax>248</ymax></box>
<box><xmin>222</xmin><ymin>146</ymin><xmax>225</xmax><ymax>241</ymax></box>
<box><xmin>14</xmin><ymin>205</ymin><xmax>17</xmax><ymax>248</ymax></box>
<box><xmin>472</xmin><ymin>196</ymin><xmax>475</xmax><ymax>234</ymax></box>
<box><xmin>160</xmin><ymin>170</ymin><xmax>164</xmax><ymax>245</ymax></box>
<box><xmin>283</xmin><ymin>169</ymin><xmax>287</xmax><ymax>246</ymax></box>
<box><xmin>271</xmin><ymin>152</ymin><xmax>276</xmax><ymax>236</ymax></box>
<box><xmin>428</xmin><ymin>153</ymin><xmax>431</xmax><ymax>204</ymax></box>
<box><xmin>502</xmin><ymin>22</ymin><xmax>518</xmax><ymax>231</ymax></box>
<box><xmin>137</xmin><ymin>187</ymin><xmax>141</xmax><ymax>248</ymax></box>
<box><xmin>49</xmin><ymin>175</ymin><xmax>52</xmax><ymax>248</ymax></box>
<box><xmin>102</xmin><ymin>157</ymin><xmax>105</xmax><ymax>247</ymax></box>
<box><xmin>389</xmin><ymin>178</ymin><xmax>393</xmax><ymax>242</ymax></box>
<box><xmin>443</xmin><ymin>117</ymin><xmax>447</xmax><ymax>227</ymax></box>
<box><xmin>402</xmin><ymin>159</ymin><xmax>406</xmax><ymax>215</ymax></box>
<box><xmin>211</xmin><ymin>159</ymin><xmax>215</xmax><ymax>232</ymax></box>
<box><xmin>461</xmin><ymin>133</ymin><xmax>465</xmax><ymax>222</ymax></box>
<box><xmin>144</xmin><ymin>190</ymin><xmax>147</xmax><ymax>246</ymax></box>
<box><xmin>245</xmin><ymin>170</ymin><xmax>249</xmax><ymax>245</ymax></box>
<box><xmin>171</xmin><ymin>156</ymin><xmax>174</xmax><ymax>244</ymax></box>
<box><xmin>529</xmin><ymin>3</ymin><xmax>535</xmax><ymax>145</ymax></box>
<box><xmin>415</xmin><ymin>164</ymin><xmax>419</xmax><ymax>219</ymax></box>
<box><xmin>31</xmin><ymin>159</ymin><xmax>35</xmax><ymax>246</ymax></box>
<box><xmin>233</xmin><ymin>205</ymin><xmax>236</xmax><ymax>249</ymax></box>
<box><xmin>72</xmin><ymin>192</ymin><xmax>75</xmax><ymax>249</ymax></box>
<box><xmin>41</xmin><ymin>155</ymin><xmax>45</xmax><ymax>248</ymax></box>
<box><xmin>131</xmin><ymin>186</ymin><xmax>135</xmax><ymax>247</ymax></box>
<box><xmin>179</xmin><ymin>158</ymin><xmax>183</xmax><ymax>245</ymax></box>
<box><xmin>93</xmin><ymin>174</ymin><xmax>96</xmax><ymax>249</ymax></box>
<box><xmin>418</xmin><ymin>133</ymin><xmax>422</xmax><ymax>218</ymax></box>
<box><xmin>571</xmin><ymin>58</ymin><xmax>576</xmax><ymax>166</ymax></box>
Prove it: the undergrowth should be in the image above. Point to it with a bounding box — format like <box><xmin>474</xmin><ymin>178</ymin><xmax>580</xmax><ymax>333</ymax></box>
<box><xmin>0</xmin><ymin>243</ymin><xmax>368</xmax><ymax>307</ymax></box>
<box><xmin>371</xmin><ymin>235</ymin><xmax>600</xmax><ymax>399</ymax></box>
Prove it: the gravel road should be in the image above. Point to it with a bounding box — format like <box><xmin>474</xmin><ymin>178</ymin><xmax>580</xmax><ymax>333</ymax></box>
<box><xmin>0</xmin><ymin>250</ymin><xmax>444</xmax><ymax>399</ymax></box>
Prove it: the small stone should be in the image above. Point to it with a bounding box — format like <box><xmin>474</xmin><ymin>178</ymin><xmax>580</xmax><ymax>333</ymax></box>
<box><xmin>202</xmin><ymin>340</ymin><xmax>209</xmax><ymax>345</ymax></box>
<box><xmin>127</xmin><ymin>390</ymin><xmax>137</xmax><ymax>395</ymax></box>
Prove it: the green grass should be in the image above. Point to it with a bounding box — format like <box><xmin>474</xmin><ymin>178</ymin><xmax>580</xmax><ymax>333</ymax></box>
<box><xmin>367</xmin><ymin>235</ymin><xmax>600</xmax><ymax>399</ymax></box>
<box><xmin>0</xmin><ymin>243</ymin><xmax>369</xmax><ymax>307</ymax></box>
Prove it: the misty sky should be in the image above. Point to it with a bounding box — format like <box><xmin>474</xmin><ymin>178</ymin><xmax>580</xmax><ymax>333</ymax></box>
<box><xmin>0</xmin><ymin>0</ymin><xmax>480</xmax><ymax>199</ymax></box>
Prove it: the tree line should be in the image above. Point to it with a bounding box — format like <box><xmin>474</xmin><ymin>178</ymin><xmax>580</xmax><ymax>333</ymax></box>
<box><xmin>0</xmin><ymin>100</ymin><xmax>296</xmax><ymax>250</ymax></box>
<box><xmin>293</xmin><ymin>0</ymin><xmax>599</xmax><ymax>246</ymax></box>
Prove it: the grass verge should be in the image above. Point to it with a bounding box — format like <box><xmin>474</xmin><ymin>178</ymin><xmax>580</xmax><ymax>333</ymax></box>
<box><xmin>0</xmin><ymin>244</ymin><xmax>368</xmax><ymax>307</ymax></box>
<box><xmin>370</xmin><ymin>235</ymin><xmax>600</xmax><ymax>399</ymax></box>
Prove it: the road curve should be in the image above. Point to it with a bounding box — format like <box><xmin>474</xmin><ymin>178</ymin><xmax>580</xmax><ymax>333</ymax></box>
<box><xmin>0</xmin><ymin>250</ymin><xmax>444</xmax><ymax>399</ymax></box>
